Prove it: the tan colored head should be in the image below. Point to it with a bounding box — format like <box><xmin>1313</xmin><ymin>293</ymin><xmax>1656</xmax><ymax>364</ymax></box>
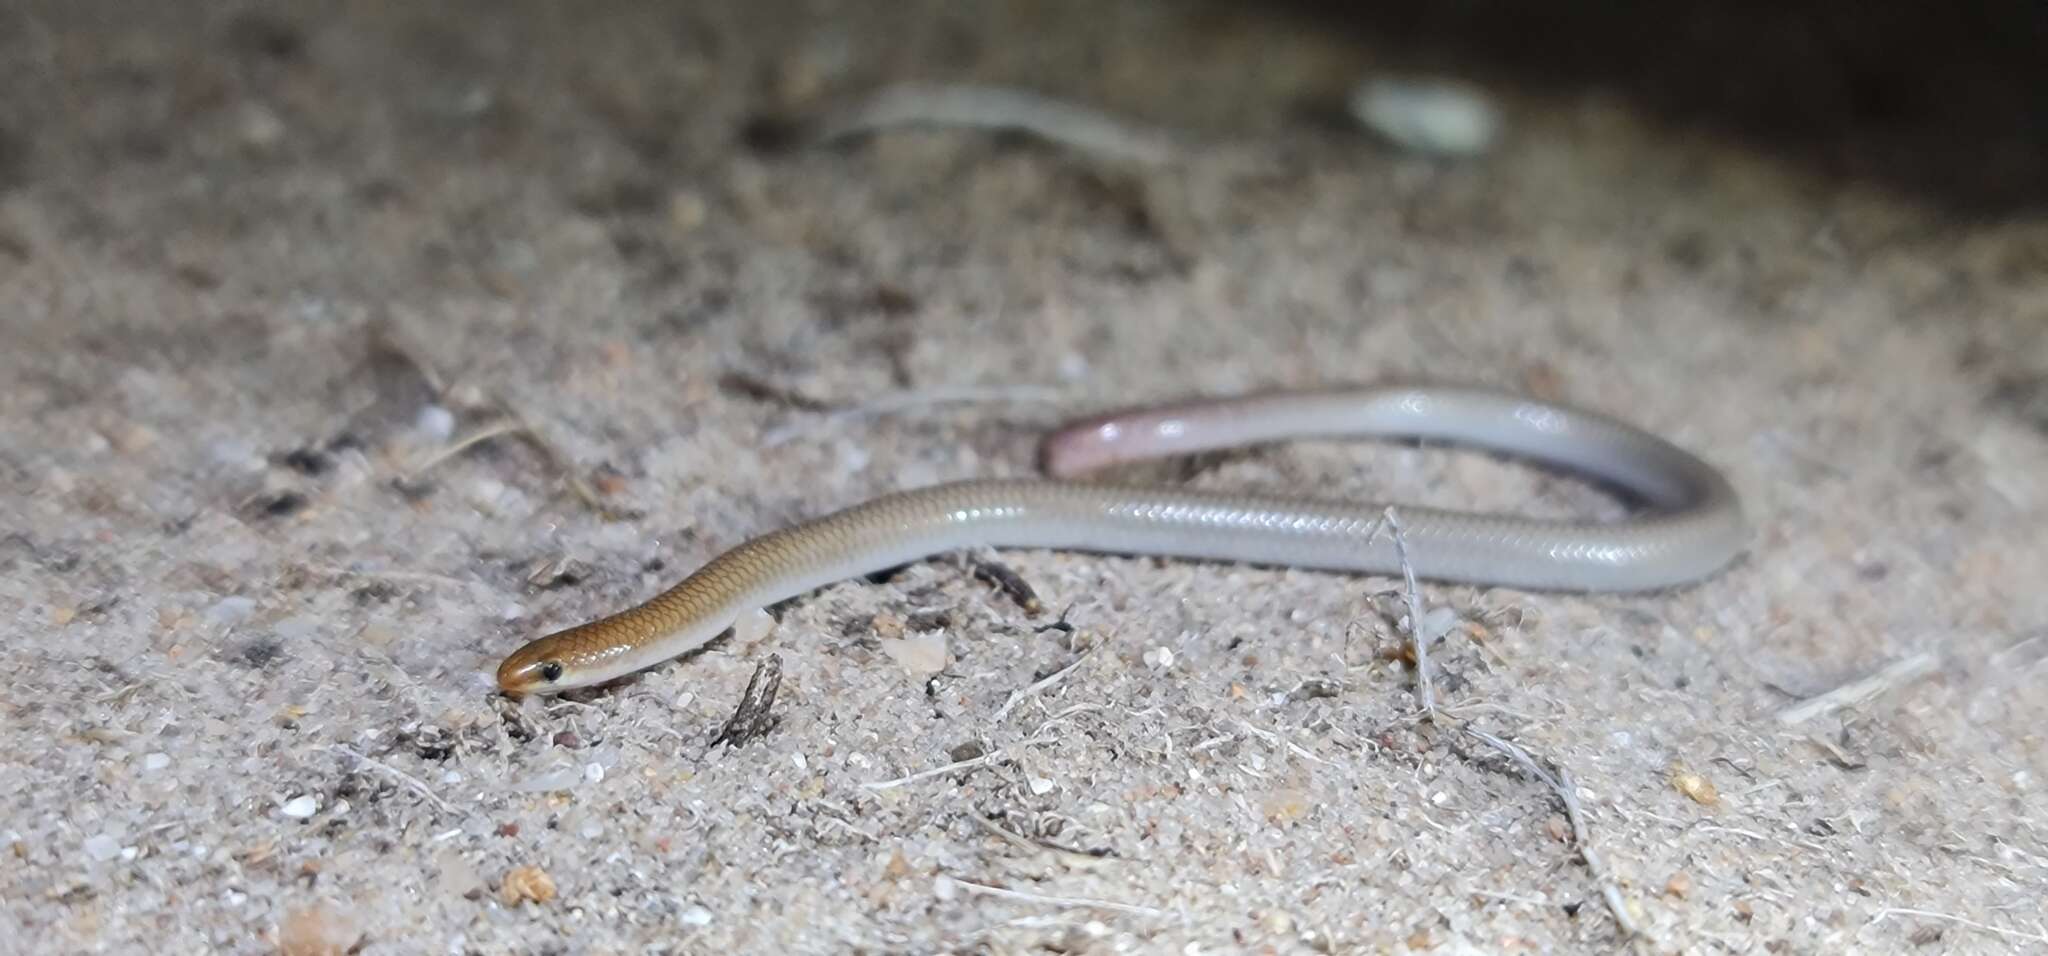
<box><xmin>494</xmin><ymin>622</ymin><xmax>624</xmax><ymax>695</ymax></box>
<box><xmin>494</xmin><ymin>648</ymin><xmax>567</xmax><ymax>696</ymax></box>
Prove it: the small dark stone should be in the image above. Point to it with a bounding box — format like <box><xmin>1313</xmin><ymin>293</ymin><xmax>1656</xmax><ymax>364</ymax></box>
<box><xmin>0</xmin><ymin>127</ymin><xmax>25</xmax><ymax>193</ymax></box>
<box><xmin>868</xmin><ymin>284</ymin><xmax>919</xmax><ymax>317</ymax></box>
<box><xmin>225</xmin><ymin>12</ymin><xmax>305</xmax><ymax>61</ymax></box>
<box><xmin>1286</xmin><ymin>679</ymin><xmax>1342</xmax><ymax>702</ymax></box>
<box><xmin>172</xmin><ymin>264</ymin><xmax>221</xmax><ymax>290</ymax></box>
<box><xmin>276</xmin><ymin>448</ymin><xmax>332</xmax><ymax>476</ymax></box>
<box><xmin>238</xmin><ymin>638</ymin><xmax>284</xmax><ymax>669</ymax></box>
<box><xmin>255</xmin><ymin>492</ymin><xmax>308</xmax><ymax>518</ymax></box>
<box><xmin>863</xmin><ymin>562</ymin><xmax>913</xmax><ymax>585</ymax></box>
<box><xmin>390</xmin><ymin>477</ymin><xmax>435</xmax><ymax>502</ymax></box>
<box><xmin>972</xmin><ymin>561</ymin><xmax>1040</xmax><ymax>613</ymax></box>
<box><xmin>573</xmin><ymin>177</ymin><xmax>663</xmax><ymax>218</ymax></box>
<box><xmin>737</xmin><ymin>114</ymin><xmax>805</xmax><ymax>153</ymax></box>
<box><xmin>1989</xmin><ymin>373</ymin><xmax>2048</xmax><ymax>436</ymax></box>
<box><xmin>1664</xmin><ymin>230</ymin><xmax>1713</xmax><ymax>270</ymax></box>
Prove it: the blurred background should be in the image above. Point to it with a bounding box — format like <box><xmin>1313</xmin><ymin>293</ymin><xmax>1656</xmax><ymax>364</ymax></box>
<box><xmin>5</xmin><ymin>2</ymin><xmax>2046</xmax><ymax>953</ymax></box>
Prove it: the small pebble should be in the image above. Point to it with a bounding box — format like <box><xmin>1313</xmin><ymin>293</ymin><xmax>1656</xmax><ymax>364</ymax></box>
<box><xmin>414</xmin><ymin>405</ymin><xmax>456</xmax><ymax>442</ymax></box>
<box><xmin>467</xmin><ymin>476</ymin><xmax>513</xmax><ymax>510</ymax></box>
<box><xmin>1263</xmin><ymin>788</ymin><xmax>1310</xmax><ymax>824</ymax></box>
<box><xmin>280</xmin><ymin>795</ymin><xmax>319</xmax><ymax>819</ymax></box>
<box><xmin>204</xmin><ymin>596</ymin><xmax>258</xmax><ymax>628</ymax></box>
<box><xmin>1349</xmin><ymin>76</ymin><xmax>1501</xmax><ymax>157</ymax></box>
<box><xmin>452</xmin><ymin>85</ymin><xmax>495</xmax><ymax>117</ymax></box>
<box><xmin>667</xmin><ymin>191</ymin><xmax>708</xmax><ymax>232</ymax></box>
<box><xmin>499</xmin><ymin>865</ymin><xmax>557</xmax><ymax>906</ymax></box>
<box><xmin>734</xmin><ymin>607</ymin><xmax>777</xmax><ymax>645</ymax></box>
<box><xmin>277</xmin><ymin>904</ymin><xmax>357</xmax><ymax>956</ymax></box>
<box><xmin>1417</xmin><ymin>606</ymin><xmax>1459</xmax><ymax>643</ymax></box>
<box><xmin>881</xmin><ymin>632</ymin><xmax>949</xmax><ymax>677</ymax></box>
<box><xmin>1028</xmin><ymin>776</ymin><xmax>1055</xmax><ymax>796</ymax></box>
<box><xmin>236</xmin><ymin>103</ymin><xmax>286</xmax><ymax>149</ymax></box>
<box><xmin>1144</xmin><ymin>646</ymin><xmax>1175</xmax><ymax>669</ymax></box>
<box><xmin>1545</xmin><ymin>814</ymin><xmax>1570</xmax><ymax>842</ymax></box>
<box><xmin>680</xmin><ymin>905</ymin><xmax>714</xmax><ymax>927</ymax></box>
<box><xmin>883</xmin><ymin>849</ymin><xmax>912</xmax><ymax>879</ymax></box>
<box><xmin>142</xmin><ymin>752</ymin><xmax>171</xmax><ymax>772</ymax></box>
<box><xmin>1672</xmin><ymin>767</ymin><xmax>1720</xmax><ymax>807</ymax></box>
<box><xmin>583</xmin><ymin>763</ymin><xmax>604</xmax><ymax>784</ymax></box>
<box><xmin>207</xmin><ymin>438</ymin><xmax>265</xmax><ymax>471</ymax></box>
<box><xmin>932</xmin><ymin>875</ymin><xmax>958</xmax><ymax>902</ymax></box>
<box><xmin>83</xmin><ymin>834</ymin><xmax>123</xmax><ymax>862</ymax></box>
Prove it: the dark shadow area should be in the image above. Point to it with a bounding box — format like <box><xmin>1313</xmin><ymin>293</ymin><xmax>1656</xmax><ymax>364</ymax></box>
<box><xmin>1269</xmin><ymin>0</ymin><xmax>2047</xmax><ymax>216</ymax></box>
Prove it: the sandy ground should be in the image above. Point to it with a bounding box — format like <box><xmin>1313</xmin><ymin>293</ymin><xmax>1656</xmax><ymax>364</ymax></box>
<box><xmin>4</xmin><ymin>2</ymin><xmax>2046</xmax><ymax>953</ymax></box>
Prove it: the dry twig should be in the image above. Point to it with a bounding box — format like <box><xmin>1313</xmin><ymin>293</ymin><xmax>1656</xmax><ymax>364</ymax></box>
<box><xmin>862</xmin><ymin>737</ymin><xmax>1054</xmax><ymax>791</ymax></box>
<box><xmin>1774</xmin><ymin>652</ymin><xmax>1938</xmax><ymax>726</ymax></box>
<box><xmin>812</xmin><ymin>83</ymin><xmax>1182</xmax><ymax>167</ymax></box>
<box><xmin>991</xmin><ymin>649</ymin><xmax>1095</xmax><ymax>724</ymax></box>
<box><xmin>711</xmin><ymin>654</ymin><xmax>784</xmax><ymax>749</ymax></box>
<box><xmin>1866</xmin><ymin>907</ymin><xmax>2048</xmax><ymax>947</ymax></box>
<box><xmin>969</xmin><ymin>813</ymin><xmax>1115</xmax><ymax>871</ymax></box>
<box><xmin>324</xmin><ymin>744</ymin><xmax>465</xmax><ymax>818</ymax></box>
<box><xmin>1372</xmin><ymin>506</ymin><xmax>1437</xmax><ymax>718</ymax></box>
<box><xmin>945</xmin><ymin>877</ymin><xmax>1167</xmax><ymax>918</ymax></box>
<box><xmin>1462</xmin><ymin>728</ymin><xmax>1647</xmax><ymax>941</ymax></box>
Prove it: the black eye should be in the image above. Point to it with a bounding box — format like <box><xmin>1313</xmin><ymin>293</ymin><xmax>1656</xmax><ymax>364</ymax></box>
<box><xmin>539</xmin><ymin>661</ymin><xmax>564</xmax><ymax>682</ymax></box>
